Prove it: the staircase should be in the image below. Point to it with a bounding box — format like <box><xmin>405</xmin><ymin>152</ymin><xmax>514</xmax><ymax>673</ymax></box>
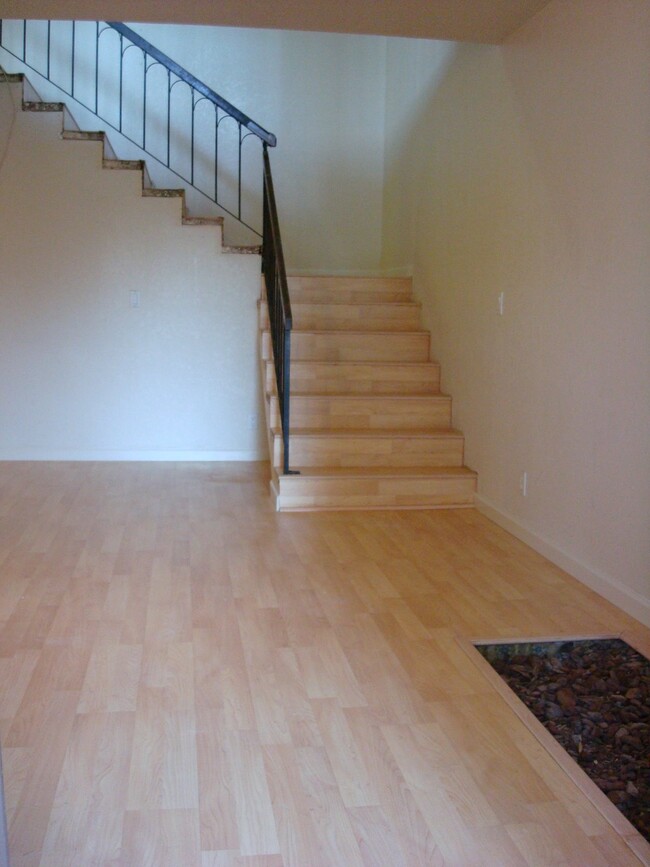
<box><xmin>260</xmin><ymin>276</ymin><xmax>477</xmax><ymax>511</ymax></box>
<box><xmin>2</xmin><ymin>56</ymin><xmax>478</xmax><ymax>509</ymax></box>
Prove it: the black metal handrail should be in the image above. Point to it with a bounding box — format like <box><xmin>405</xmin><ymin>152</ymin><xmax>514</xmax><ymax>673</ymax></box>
<box><xmin>0</xmin><ymin>17</ymin><xmax>295</xmax><ymax>475</ymax></box>
<box><xmin>107</xmin><ymin>23</ymin><xmax>276</xmax><ymax>148</ymax></box>
<box><xmin>262</xmin><ymin>145</ymin><xmax>295</xmax><ymax>476</ymax></box>
<box><xmin>0</xmin><ymin>18</ymin><xmax>274</xmax><ymax>234</ymax></box>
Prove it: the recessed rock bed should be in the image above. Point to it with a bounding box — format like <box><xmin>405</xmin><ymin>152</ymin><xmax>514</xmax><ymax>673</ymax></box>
<box><xmin>477</xmin><ymin>638</ymin><xmax>650</xmax><ymax>842</ymax></box>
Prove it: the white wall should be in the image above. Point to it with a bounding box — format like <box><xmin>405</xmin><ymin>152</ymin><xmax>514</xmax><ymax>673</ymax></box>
<box><xmin>1</xmin><ymin>22</ymin><xmax>388</xmax><ymax>271</ymax></box>
<box><xmin>381</xmin><ymin>0</ymin><xmax>650</xmax><ymax>624</ymax></box>
<box><xmin>0</xmin><ymin>92</ymin><xmax>265</xmax><ymax>459</ymax></box>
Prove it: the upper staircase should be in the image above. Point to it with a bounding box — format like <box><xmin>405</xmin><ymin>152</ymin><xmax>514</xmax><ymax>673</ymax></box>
<box><xmin>260</xmin><ymin>276</ymin><xmax>477</xmax><ymax>511</ymax></box>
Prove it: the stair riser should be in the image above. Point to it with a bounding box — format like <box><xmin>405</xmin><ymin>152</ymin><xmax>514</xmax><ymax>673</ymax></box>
<box><xmin>259</xmin><ymin>300</ymin><xmax>421</xmax><ymax>332</ymax></box>
<box><xmin>270</xmin><ymin>396</ymin><xmax>451</xmax><ymax>430</ymax></box>
<box><xmin>289</xmin><ymin>288</ymin><xmax>412</xmax><ymax>304</ymax></box>
<box><xmin>273</xmin><ymin>434</ymin><xmax>464</xmax><ymax>468</ymax></box>
<box><xmin>265</xmin><ymin>361</ymin><xmax>441</xmax><ymax>395</ymax></box>
<box><xmin>275</xmin><ymin>475</ymin><xmax>477</xmax><ymax>511</ymax></box>
<box><xmin>262</xmin><ymin>331</ymin><xmax>430</xmax><ymax>362</ymax></box>
<box><xmin>288</xmin><ymin>276</ymin><xmax>413</xmax><ymax>303</ymax></box>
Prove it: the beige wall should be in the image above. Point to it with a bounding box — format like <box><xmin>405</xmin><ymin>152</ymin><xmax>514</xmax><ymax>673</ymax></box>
<box><xmin>382</xmin><ymin>0</ymin><xmax>650</xmax><ymax>624</ymax></box>
<box><xmin>0</xmin><ymin>90</ymin><xmax>265</xmax><ymax>459</ymax></box>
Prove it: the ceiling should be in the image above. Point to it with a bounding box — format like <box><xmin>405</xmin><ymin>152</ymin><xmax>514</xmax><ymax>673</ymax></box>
<box><xmin>0</xmin><ymin>0</ymin><xmax>554</xmax><ymax>44</ymax></box>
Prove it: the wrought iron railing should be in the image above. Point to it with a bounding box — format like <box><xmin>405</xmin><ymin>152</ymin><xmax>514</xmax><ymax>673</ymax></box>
<box><xmin>0</xmin><ymin>19</ymin><xmax>275</xmax><ymax>235</ymax></box>
<box><xmin>0</xmin><ymin>17</ymin><xmax>295</xmax><ymax>474</ymax></box>
<box><xmin>262</xmin><ymin>145</ymin><xmax>295</xmax><ymax>475</ymax></box>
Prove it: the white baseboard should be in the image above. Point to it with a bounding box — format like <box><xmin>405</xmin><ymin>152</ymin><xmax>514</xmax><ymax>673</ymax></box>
<box><xmin>475</xmin><ymin>494</ymin><xmax>650</xmax><ymax>629</ymax></box>
<box><xmin>0</xmin><ymin>449</ymin><xmax>266</xmax><ymax>462</ymax></box>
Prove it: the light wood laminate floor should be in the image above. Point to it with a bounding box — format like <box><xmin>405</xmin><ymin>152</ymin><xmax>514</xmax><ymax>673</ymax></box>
<box><xmin>0</xmin><ymin>462</ymin><xmax>648</xmax><ymax>866</ymax></box>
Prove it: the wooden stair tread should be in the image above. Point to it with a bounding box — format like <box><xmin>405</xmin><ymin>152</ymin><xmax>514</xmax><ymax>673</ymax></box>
<box><xmin>274</xmin><ymin>360</ymin><xmax>442</xmax><ymax>395</ymax></box>
<box><xmin>261</xmin><ymin>299</ymin><xmax>424</xmax><ymax>330</ymax></box>
<box><xmin>287</xmin><ymin>277</ymin><xmax>414</xmax><ymax>303</ymax></box>
<box><xmin>281</xmin><ymin>466</ymin><xmax>477</xmax><ymax>479</ymax></box>
<box><xmin>275</xmin><ymin>426</ymin><xmax>465</xmax><ymax>438</ymax></box>
<box><xmin>288</xmin><ymin>328</ymin><xmax>430</xmax><ymax>336</ymax></box>
<box><xmin>288</xmin><ymin>360</ymin><xmax>439</xmax><ymax>367</ymax></box>
<box><xmin>282</xmin><ymin>393</ymin><xmax>450</xmax><ymax>402</ymax></box>
<box><xmin>288</xmin><ymin>275</ymin><xmax>412</xmax><ymax>284</ymax></box>
<box><xmin>273</xmin><ymin>464</ymin><xmax>477</xmax><ymax>511</ymax></box>
<box><xmin>285</xmin><ymin>301</ymin><xmax>421</xmax><ymax>310</ymax></box>
<box><xmin>289</xmin><ymin>389</ymin><xmax>440</xmax><ymax>397</ymax></box>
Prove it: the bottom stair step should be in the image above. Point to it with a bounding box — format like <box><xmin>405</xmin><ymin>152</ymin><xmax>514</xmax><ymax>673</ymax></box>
<box><xmin>273</xmin><ymin>466</ymin><xmax>477</xmax><ymax>512</ymax></box>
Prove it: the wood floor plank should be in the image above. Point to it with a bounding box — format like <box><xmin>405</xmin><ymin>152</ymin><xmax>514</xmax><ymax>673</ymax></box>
<box><xmin>196</xmin><ymin>708</ymin><xmax>240</xmax><ymax>852</ymax></box>
<box><xmin>336</xmin><ymin>615</ymin><xmax>433</xmax><ymax>725</ymax></box>
<box><xmin>0</xmin><ymin>650</ymin><xmax>40</xmax><ymax>722</ymax></box>
<box><xmin>293</xmin><ymin>746</ymin><xmax>365</xmax><ymax>867</ymax></box>
<box><xmin>0</xmin><ymin>462</ymin><xmax>646</xmax><ymax>866</ymax></box>
<box><xmin>126</xmin><ymin>702</ymin><xmax>199</xmax><ymax>811</ymax></box>
<box><xmin>77</xmin><ymin>643</ymin><xmax>143</xmax><ymax>713</ymax></box>
<box><xmin>348</xmin><ymin>805</ymin><xmax>409</xmax><ymax>867</ymax></box>
<box><xmin>262</xmin><ymin>744</ymin><xmax>324</xmax><ymax>867</ymax></box>
<box><xmin>193</xmin><ymin>621</ymin><xmax>256</xmax><ymax>730</ymax></box>
<box><xmin>223</xmin><ymin>730</ymin><xmax>281</xmax><ymax>858</ymax></box>
<box><xmin>312</xmin><ymin>699</ymin><xmax>379</xmax><ymax>809</ymax></box>
<box><xmin>345</xmin><ymin>713</ymin><xmax>443</xmax><ymax>867</ymax></box>
<box><xmin>39</xmin><ymin>805</ymin><xmax>124</xmax><ymax>867</ymax></box>
<box><xmin>51</xmin><ymin>711</ymin><xmax>135</xmax><ymax>812</ymax></box>
<box><xmin>271</xmin><ymin>648</ymin><xmax>323</xmax><ymax>748</ymax></box>
<box><xmin>202</xmin><ymin>853</ymin><xmax>285</xmax><ymax>867</ymax></box>
<box><xmin>119</xmin><ymin>808</ymin><xmax>201</xmax><ymax>867</ymax></box>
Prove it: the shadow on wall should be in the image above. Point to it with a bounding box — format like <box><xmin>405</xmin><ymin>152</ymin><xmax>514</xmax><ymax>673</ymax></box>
<box><xmin>379</xmin><ymin>3</ymin><xmax>650</xmax><ymax>616</ymax></box>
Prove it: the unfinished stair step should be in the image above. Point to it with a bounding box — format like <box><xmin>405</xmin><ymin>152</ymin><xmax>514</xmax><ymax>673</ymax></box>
<box><xmin>262</xmin><ymin>329</ymin><xmax>430</xmax><ymax>362</ymax></box>
<box><xmin>102</xmin><ymin>157</ymin><xmax>145</xmax><ymax>172</ymax></box>
<box><xmin>1</xmin><ymin>72</ymin><xmax>25</xmax><ymax>84</ymax></box>
<box><xmin>272</xmin><ymin>428</ymin><xmax>465</xmax><ymax>468</ymax></box>
<box><xmin>222</xmin><ymin>244</ymin><xmax>262</xmax><ymax>255</ymax></box>
<box><xmin>62</xmin><ymin>129</ymin><xmax>106</xmax><ymax>142</ymax></box>
<box><xmin>259</xmin><ymin>298</ymin><xmax>421</xmax><ymax>331</ymax></box>
<box><xmin>266</xmin><ymin>360</ymin><xmax>441</xmax><ymax>395</ymax></box>
<box><xmin>181</xmin><ymin>215</ymin><xmax>225</xmax><ymax>227</ymax></box>
<box><xmin>288</xmin><ymin>275</ymin><xmax>413</xmax><ymax>304</ymax></box>
<box><xmin>270</xmin><ymin>394</ymin><xmax>451</xmax><ymax>430</ymax></box>
<box><xmin>142</xmin><ymin>187</ymin><xmax>185</xmax><ymax>199</ymax></box>
<box><xmin>274</xmin><ymin>466</ymin><xmax>477</xmax><ymax>511</ymax></box>
<box><xmin>22</xmin><ymin>100</ymin><xmax>65</xmax><ymax>112</ymax></box>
